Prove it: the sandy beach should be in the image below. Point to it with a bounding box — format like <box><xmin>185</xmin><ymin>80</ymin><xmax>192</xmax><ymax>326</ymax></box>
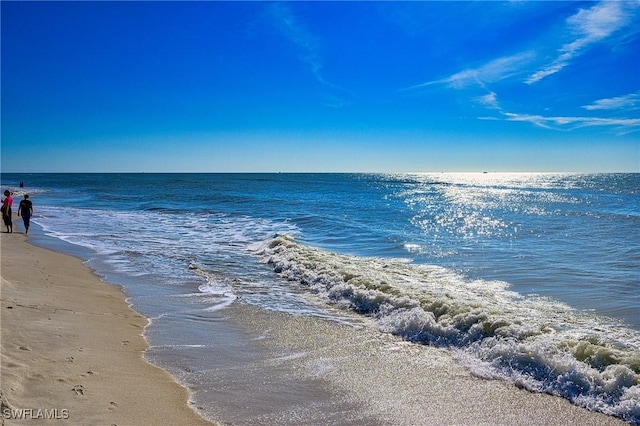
<box><xmin>0</xmin><ymin>228</ymin><xmax>212</xmax><ymax>425</ymax></box>
<box><xmin>1</xmin><ymin>224</ymin><xmax>629</xmax><ymax>425</ymax></box>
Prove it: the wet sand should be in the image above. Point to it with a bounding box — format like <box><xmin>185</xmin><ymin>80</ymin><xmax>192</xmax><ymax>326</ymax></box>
<box><xmin>148</xmin><ymin>302</ymin><xmax>628</xmax><ymax>425</ymax></box>
<box><xmin>1</xmin><ymin>226</ymin><xmax>628</xmax><ymax>425</ymax></box>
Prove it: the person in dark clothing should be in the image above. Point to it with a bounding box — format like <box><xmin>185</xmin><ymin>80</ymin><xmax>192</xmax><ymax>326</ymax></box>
<box><xmin>18</xmin><ymin>194</ymin><xmax>33</xmax><ymax>234</ymax></box>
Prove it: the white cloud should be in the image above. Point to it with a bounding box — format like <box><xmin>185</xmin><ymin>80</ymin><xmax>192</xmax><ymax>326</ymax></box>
<box><xmin>448</xmin><ymin>52</ymin><xmax>536</xmax><ymax>88</ymax></box>
<box><xmin>526</xmin><ymin>1</ymin><xmax>638</xmax><ymax>84</ymax></box>
<box><xmin>405</xmin><ymin>51</ymin><xmax>535</xmax><ymax>91</ymax></box>
<box><xmin>503</xmin><ymin>112</ymin><xmax>640</xmax><ymax>131</ymax></box>
<box><xmin>476</xmin><ymin>91</ymin><xmax>500</xmax><ymax>109</ymax></box>
<box><xmin>583</xmin><ymin>93</ymin><xmax>640</xmax><ymax>111</ymax></box>
<box><xmin>408</xmin><ymin>2</ymin><xmax>638</xmax><ymax>90</ymax></box>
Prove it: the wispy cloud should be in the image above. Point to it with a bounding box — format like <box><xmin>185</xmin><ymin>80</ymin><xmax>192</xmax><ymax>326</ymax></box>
<box><xmin>502</xmin><ymin>112</ymin><xmax>640</xmax><ymax>132</ymax></box>
<box><xmin>267</xmin><ymin>3</ymin><xmax>350</xmax><ymax>103</ymax></box>
<box><xmin>405</xmin><ymin>1</ymin><xmax>638</xmax><ymax>91</ymax></box>
<box><xmin>526</xmin><ymin>1</ymin><xmax>639</xmax><ymax>84</ymax></box>
<box><xmin>582</xmin><ymin>93</ymin><xmax>640</xmax><ymax>111</ymax></box>
<box><xmin>404</xmin><ymin>51</ymin><xmax>536</xmax><ymax>91</ymax></box>
<box><xmin>475</xmin><ymin>91</ymin><xmax>500</xmax><ymax>109</ymax></box>
<box><xmin>398</xmin><ymin>1</ymin><xmax>639</xmax><ymax>137</ymax></box>
<box><xmin>267</xmin><ymin>3</ymin><xmax>325</xmax><ymax>84</ymax></box>
<box><xmin>477</xmin><ymin>92</ymin><xmax>640</xmax><ymax>134</ymax></box>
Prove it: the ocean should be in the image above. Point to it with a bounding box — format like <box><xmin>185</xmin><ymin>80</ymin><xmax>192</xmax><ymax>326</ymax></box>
<box><xmin>2</xmin><ymin>172</ymin><xmax>639</xmax><ymax>423</ymax></box>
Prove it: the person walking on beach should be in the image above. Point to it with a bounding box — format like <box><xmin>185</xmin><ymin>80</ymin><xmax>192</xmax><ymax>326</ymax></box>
<box><xmin>18</xmin><ymin>194</ymin><xmax>33</xmax><ymax>234</ymax></box>
<box><xmin>1</xmin><ymin>190</ymin><xmax>14</xmax><ymax>233</ymax></box>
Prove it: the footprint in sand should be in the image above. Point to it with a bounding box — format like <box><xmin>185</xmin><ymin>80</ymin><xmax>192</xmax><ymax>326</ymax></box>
<box><xmin>72</xmin><ymin>385</ymin><xmax>86</xmax><ymax>396</ymax></box>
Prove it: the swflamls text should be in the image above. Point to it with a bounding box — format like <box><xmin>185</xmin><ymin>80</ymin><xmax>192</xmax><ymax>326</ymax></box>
<box><xmin>2</xmin><ymin>408</ymin><xmax>70</xmax><ymax>420</ymax></box>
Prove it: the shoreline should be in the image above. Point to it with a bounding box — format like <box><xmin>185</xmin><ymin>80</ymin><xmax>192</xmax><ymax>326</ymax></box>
<box><xmin>1</xmin><ymin>224</ymin><xmax>630</xmax><ymax>425</ymax></box>
<box><xmin>0</xmin><ymin>228</ymin><xmax>213</xmax><ymax>425</ymax></box>
<box><xmin>153</xmin><ymin>301</ymin><xmax>630</xmax><ymax>426</ymax></box>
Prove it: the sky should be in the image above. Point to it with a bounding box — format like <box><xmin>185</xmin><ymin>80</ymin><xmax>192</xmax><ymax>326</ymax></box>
<box><xmin>1</xmin><ymin>1</ymin><xmax>639</xmax><ymax>173</ymax></box>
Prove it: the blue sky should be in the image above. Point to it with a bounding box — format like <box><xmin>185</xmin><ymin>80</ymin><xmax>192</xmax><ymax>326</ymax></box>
<box><xmin>2</xmin><ymin>1</ymin><xmax>639</xmax><ymax>173</ymax></box>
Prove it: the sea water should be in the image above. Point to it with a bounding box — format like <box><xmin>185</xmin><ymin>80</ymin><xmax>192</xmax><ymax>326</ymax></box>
<box><xmin>2</xmin><ymin>172</ymin><xmax>638</xmax><ymax>423</ymax></box>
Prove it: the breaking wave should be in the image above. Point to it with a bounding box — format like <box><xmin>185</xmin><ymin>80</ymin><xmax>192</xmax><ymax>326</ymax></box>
<box><xmin>252</xmin><ymin>234</ymin><xmax>640</xmax><ymax>423</ymax></box>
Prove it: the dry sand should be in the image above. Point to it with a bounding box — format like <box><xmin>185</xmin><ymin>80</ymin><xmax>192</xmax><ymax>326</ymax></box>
<box><xmin>0</xmin><ymin>229</ymin><xmax>212</xmax><ymax>425</ymax></box>
<box><xmin>0</xmin><ymin>225</ymin><xmax>629</xmax><ymax>425</ymax></box>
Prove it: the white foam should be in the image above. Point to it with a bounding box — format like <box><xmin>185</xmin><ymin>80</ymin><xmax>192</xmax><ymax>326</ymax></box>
<box><xmin>252</xmin><ymin>234</ymin><xmax>640</xmax><ymax>423</ymax></box>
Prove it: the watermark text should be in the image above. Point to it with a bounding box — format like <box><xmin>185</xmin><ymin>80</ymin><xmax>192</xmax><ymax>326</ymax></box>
<box><xmin>2</xmin><ymin>408</ymin><xmax>69</xmax><ymax>420</ymax></box>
